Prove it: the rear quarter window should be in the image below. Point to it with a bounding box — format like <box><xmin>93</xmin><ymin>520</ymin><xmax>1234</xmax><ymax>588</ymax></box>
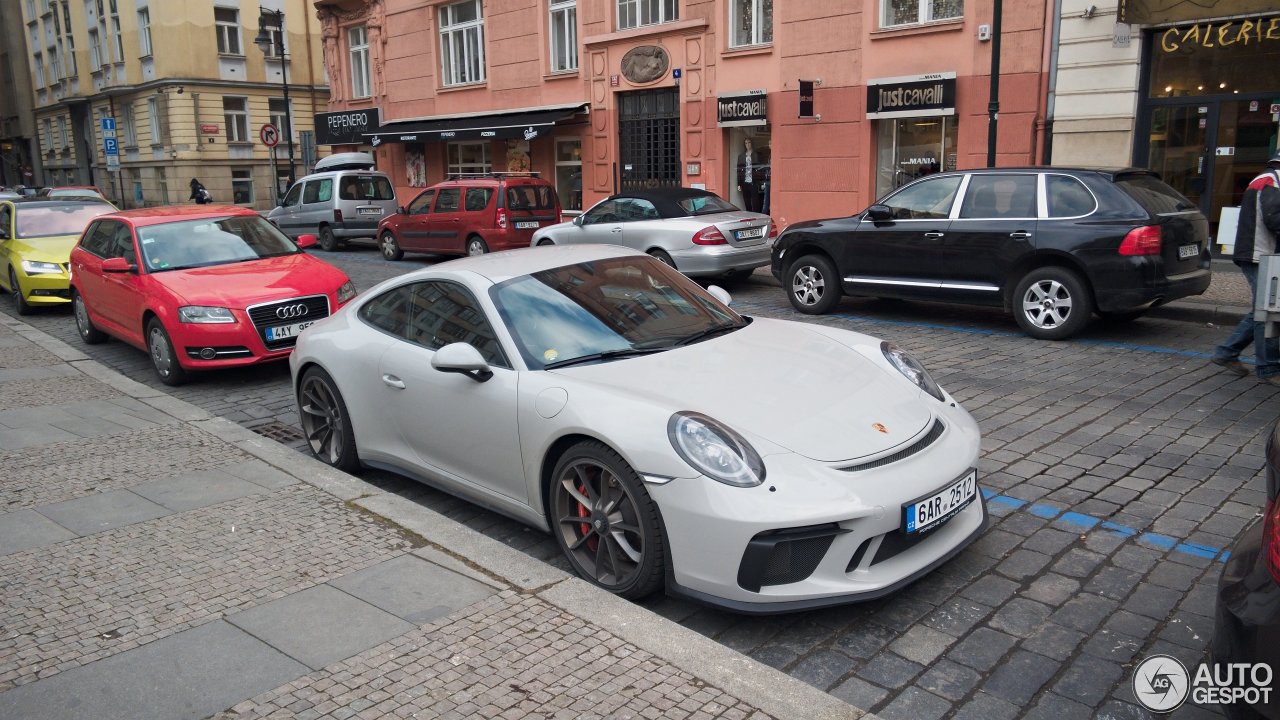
<box><xmin>506</xmin><ymin>185</ymin><xmax>558</xmax><ymax>211</ymax></box>
<box><xmin>1114</xmin><ymin>175</ymin><xmax>1198</xmax><ymax>215</ymax></box>
<box><xmin>1046</xmin><ymin>175</ymin><xmax>1098</xmax><ymax>217</ymax></box>
<box><xmin>464</xmin><ymin>188</ymin><xmax>494</xmax><ymax>211</ymax></box>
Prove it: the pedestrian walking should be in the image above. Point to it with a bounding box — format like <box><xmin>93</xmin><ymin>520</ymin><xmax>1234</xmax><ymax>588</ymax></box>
<box><xmin>1211</xmin><ymin>153</ymin><xmax>1280</xmax><ymax>385</ymax></box>
<box><xmin>189</xmin><ymin>178</ymin><xmax>212</xmax><ymax>204</ymax></box>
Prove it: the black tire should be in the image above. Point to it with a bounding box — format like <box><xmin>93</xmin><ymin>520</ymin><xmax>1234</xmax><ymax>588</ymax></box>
<box><xmin>379</xmin><ymin>231</ymin><xmax>404</xmax><ymax>261</ymax></box>
<box><xmin>536</xmin><ymin>239</ymin><xmax>555</xmax><ymax>247</ymax></box>
<box><xmin>786</xmin><ymin>254</ymin><xmax>842</xmax><ymax>315</ymax></box>
<box><xmin>317</xmin><ymin>225</ymin><xmax>338</xmax><ymax>252</ymax></box>
<box><xmin>9</xmin><ymin>269</ymin><xmax>33</xmax><ymax>316</ymax></box>
<box><xmin>465</xmin><ymin>236</ymin><xmax>488</xmax><ymax>256</ymax></box>
<box><xmin>297</xmin><ymin>366</ymin><xmax>360</xmax><ymax>472</ymax></box>
<box><xmin>1096</xmin><ymin>308</ymin><xmax>1147</xmax><ymax>323</ymax></box>
<box><xmin>549</xmin><ymin>441</ymin><xmax>665</xmax><ymax>599</ymax></box>
<box><xmin>73</xmin><ymin>291</ymin><xmax>108</xmax><ymax>344</ymax></box>
<box><xmin>647</xmin><ymin>248</ymin><xmax>676</xmax><ymax>269</ymax></box>
<box><xmin>1012</xmin><ymin>266</ymin><xmax>1093</xmax><ymax>340</ymax></box>
<box><xmin>146</xmin><ymin>317</ymin><xmax>188</xmax><ymax>386</ymax></box>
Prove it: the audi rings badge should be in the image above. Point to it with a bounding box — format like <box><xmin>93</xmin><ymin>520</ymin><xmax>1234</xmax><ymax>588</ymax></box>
<box><xmin>276</xmin><ymin>304</ymin><xmax>309</xmax><ymax>320</ymax></box>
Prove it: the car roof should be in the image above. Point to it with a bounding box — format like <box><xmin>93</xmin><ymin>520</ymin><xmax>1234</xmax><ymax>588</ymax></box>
<box><xmin>921</xmin><ymin>166</ymin><xmax>1155</xmax><ymax>179</ymax></box>
<box><xmin>415</xmin><ymin>244</ymin><xmax>646</xmax><ymax>285</ymax></box>
<box><xmin>5</xmin><ymin>197</ymin><xmax>114</xmax><ymax>208</ymax></box>
<box><xmin>610</xmin><ymin>187</ymin><xmax>719</xmax><ymax>202</ymax></box>
<box><xmin>97</xmin><ymin>204</ymin><xmax>262</xmax><ymax>228</ymax></box>
<box><xmin>433</xmin><ymin>174</ymin><xmax>551</xmax><ymax>188</ymax></box>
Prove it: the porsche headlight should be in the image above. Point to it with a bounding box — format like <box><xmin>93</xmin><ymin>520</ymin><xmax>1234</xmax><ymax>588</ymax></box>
<box><xmin>881</xmin><ymin>341</ymin><xmax>945</xmax><ymax>402</ymax></box>
<box><xmin>667</xmin><ymin>411</ymin><xmax>765</xmax><ymax>488</ymax></box>
<box><xmin>337</xmin><ymin>280</ymin><xmax>358</xmax><ymax>303</ymax></box>
<box><xmin>21</xmin><ymin>260</ymin><xmax>63</xmax><ymax>275</ymax></box>
<box><xmin>178</xmin><ymin>305</ymin><xmax>236</xmax><ymax>324</ymax></box>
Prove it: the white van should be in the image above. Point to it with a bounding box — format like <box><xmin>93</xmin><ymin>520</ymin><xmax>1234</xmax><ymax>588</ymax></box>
<box><xmin>267</xmin><ymin>153</ymin><xmax>398</xmax><ymax>251</ymax></box>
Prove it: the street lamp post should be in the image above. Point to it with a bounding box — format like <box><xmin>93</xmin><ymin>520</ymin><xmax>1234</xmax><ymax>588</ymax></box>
<box><xmin>254</xmin><ymin>8</ymin><xmax>296</xmax><ymax>193</ymax></box>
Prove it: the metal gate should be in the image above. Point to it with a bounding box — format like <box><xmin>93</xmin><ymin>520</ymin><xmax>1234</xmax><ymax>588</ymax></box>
<box><xmin>618</xmin><ymin>89</ymin><xmax>681</xmax><ymax>191</ymax></box>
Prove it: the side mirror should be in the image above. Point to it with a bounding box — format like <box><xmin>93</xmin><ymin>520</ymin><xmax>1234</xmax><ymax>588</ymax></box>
<box><xmin>707</xmin><ymin>285</ymin><xmax>733</xmax><ymax>306</ymax></box>
<box><xmin>573</xmin><ymin>214</ymin><xmax>585</xmax><ymax>227</ymax></box>
<box><xmin>102</xmin><ymin>257</ymin><xmax>134</xmax><ymax>273</ymax></box>
<box><xmin>867</xmin><ymin>205</ymin><xmax>892</xmax><ymax>222</ymax></box>
<box><xmin>398</xmin><ymin>206</ymin><xmax>407</xmax><ymax>215</ymax></box>
<box><xmin>432</xmin><ymin>342</ymin><xmax>493</xmax><ymax>382</ymax></box>
<box><xmin>276</xmin><ymin>199</ymin><xmax>285</xmax><ymax>207</ymax></box>
<box><xmin>296</xmin><ymin>234</ymin><xmax>318</xmax><ymax>249</ymax></box>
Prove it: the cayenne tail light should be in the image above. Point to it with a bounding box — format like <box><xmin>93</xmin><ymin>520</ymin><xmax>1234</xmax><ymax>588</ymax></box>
<box><xmin>1265</xmin><ymin>496</ymin><xmax>1280</xmax><ymax>585</ymax></box>
<box><xmin>333</xmin><ymin>209</ymin><xmax>343</xmax><ymax>224</ymax></box>
<box><xmin>693</xmin><ymin>226</ymin><xmax>727</xmax><ymax>245</ymax></box>
<box><xmin>496</xmin><ymin>207</ymin><xmax>508</xmax><ymax>230</ymax></box>
<box><xmin>1118</xmin><ymin>225</ymin><xmax>1162</xmax><ymax>256</ymax></box>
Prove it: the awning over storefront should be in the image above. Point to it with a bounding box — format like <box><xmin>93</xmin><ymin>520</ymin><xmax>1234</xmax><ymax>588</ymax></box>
<box><xmin>365</xmin><ymin>103</ymin><xmax>588</xmax><ymax>145</ymax></box>
<box><xmin>1118</xmin><ymin>0</ymin><xmax>1277</xmax><ymax>24</ymax></box>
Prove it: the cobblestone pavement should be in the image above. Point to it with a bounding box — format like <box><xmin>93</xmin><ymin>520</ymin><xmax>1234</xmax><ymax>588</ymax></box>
<box><xmin>5</xmin><ymin>248</ymin><xmax>1276</xmax><ymax>719</ymax></box>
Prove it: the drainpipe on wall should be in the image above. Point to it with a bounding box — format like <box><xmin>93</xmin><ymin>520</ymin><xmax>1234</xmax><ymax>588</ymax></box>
<box><xmin>1043</xmin><ymin>0</ymin><xmax>1063</xmax><ymax>164</ymax></box>
<box><xmin>193</xmin><ymin>92</ymin><xmax>201</xmax><ymax>153</ymax></box>
<box><xmin>987</xmin><ymin>0</ymin><xmax>1003</xmax><ymax>167</ymax></box>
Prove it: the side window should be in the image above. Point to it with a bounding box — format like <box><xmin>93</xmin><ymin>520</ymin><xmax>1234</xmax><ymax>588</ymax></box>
<box><xmin>80</xmin><ymin>221</ymin><xmax>113</xmax><ymax>256</ymax></box>
<box><xmin>112</xmin><ymin>224</ymin><xmax>138</xmax><ymax>263</ymax></box>
<box><xmin>406</xmin><ymin>281</ymin><xmax>506</xmax><ymax>367</ymax></box>
<box><xmin>1046</xmin><ymin>175</ymin><xmax>1097</xmax><ymax>218</ymax></box>
<box><xmin>435</xmin><ymin>188</ymin><xmax>461</xmax><ymax>212</ymax></box>
<box><xmin>315</xmin><ymin>178</ymin><xmax>333</xmax><ymax>203</ymax></box>
<box><xmin>959</xmin><ymin>175</ymin><xmax>1038</xmax><ymax>219</ymax></box>
<box><xmin>883</xmin><ymin>176</ymin><xmax>963</xmax><ymax>220</ymax></box>
<box><xmin>358</xmin><ymin>284</ymin><xmax>415</xmax><ymax>338</ymax></box>
<box><xmin>464</xmin><ymin>187</ymin><xmax>493</xmax><ymax>212</ymax></box>
<box><xmin>408</xmin><ymin>190</ymin><xmax>435</xmax><ymax>215</ymax></box>
<box><xmin>282</xmin><ymin>183</ymin><xmax>302</xmax><ymax>207</ymax></box>
<box><xmin>0</xmin><ymin>206</ymin><xmax>11</xmax><ymax>238</ymax></box>
<box><xmin>617</xmin><ymin>198</ymin><xmax>659</xmax><ymax>221</ymax></box>
<box><xmin>302</xmin><ymin>179</ymin><xmax>333</xmax><ymax>205</ymax></box>
<box><xmin>583</xmin><ymin>199</ymin><xmax>622</xmax><ymax>224</ymax></box>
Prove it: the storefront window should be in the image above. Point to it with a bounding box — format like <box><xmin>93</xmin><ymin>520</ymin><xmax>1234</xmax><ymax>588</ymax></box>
<box><xmin>447</xmin><ymin>142</ymin><xmax>490</xmax><ymax>177</ymax></box>
<box><xmin>728</xmin><ymin>128</ymin><xmax>771</xmax><ymax>213</ymax></box>
<box><xmin>555</xmin><ymin>139</ymin><xmax>582</xmax><ymax>211</ymax></box>
<box><xmin>875</xmin><ymin>116</ymin><xmax>958</xmax><ymax>200</ymax></box>
<box><xmin>1149</xmin><ymin>17</ymin><xmax>1280</xmax><ymax>98</ymax></box>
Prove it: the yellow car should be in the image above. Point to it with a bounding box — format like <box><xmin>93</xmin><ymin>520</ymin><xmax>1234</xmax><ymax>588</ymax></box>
<box><xmin>0</xmin><ymin>197</ymin><xmax>116</xmax><ymax>315</ymax></box>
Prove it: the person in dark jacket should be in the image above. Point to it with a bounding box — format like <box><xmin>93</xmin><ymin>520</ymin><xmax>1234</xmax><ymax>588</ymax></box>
<box><xmin>189</xmin><ymin>178</ymin><xmax>211</xmax><ymax>204</ymax></box>
<box><xmin>1212</xmin><ymin>153</ymin><xmax>1280</xmax><ymax>385</ymax></box>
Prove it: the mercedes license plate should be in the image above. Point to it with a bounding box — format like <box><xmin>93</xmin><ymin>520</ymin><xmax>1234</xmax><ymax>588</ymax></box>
<box><xmin>266</xmin><ymin>320</ymin><xmax>315</xmax><ymax>342</ymax></box>
<box><xmin>514</xmin><ymin>221</ymin><xmax>539</xmax><ymax>229</ymax></box>
<box><xmin>358</xmin><ymin>207</ymin><xmax>382</xmax><ymax>216</ymax></box>
<box><xmin>1178</xmin><ymin>244</ymin><xmax>1199</xmax><ymax>259</ymax></box>
<box><xmin>903</xmin><ymin>469</ymin><xmax>978</xmax><ymax>534</ymax></box>
<box><xmin>736</xmin><ymin>227</ymin><xmax>765</xmax><ymax>240</ymax></box>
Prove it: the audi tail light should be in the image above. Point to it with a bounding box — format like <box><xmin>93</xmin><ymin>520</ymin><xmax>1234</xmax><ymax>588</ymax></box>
<box><xmin>496</xmin><ymin>207</ymin><xmax>508</xmax><ymax>230</ymax></box>
<box><xmin>693</xmin><ymin>226</ymin><xmax>727</xmax><ymax>245</ymax></box>
<box><xmin>1118</xmin><ymin>225</ymin><xmax>1162</xmax><ymax>256</ymax></box>
<box><xmin>333</xmin><ymin>209</ymin><xmax>343</xmax><ymax>224</ymax></box>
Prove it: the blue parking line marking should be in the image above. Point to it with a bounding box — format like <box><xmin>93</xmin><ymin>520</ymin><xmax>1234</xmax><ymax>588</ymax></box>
<box><xmin>1057</xmin><ymin>512</ymin><xmax>1101</xmax><ymax>530</ymax></box>
<box><xmin>1138</xmin><ymin>533</ymin><xmax>1178</xmax><ymax>551</ymax></box>
<box><xmin>1028</xmin><ymin>503</ymin><xmax>1063</xmax><ymax>519</ymax></box>
<box><xmin>1100</xmin><ymin>521</ymin><xmax>1138</xmax><ymax>537</ymax></box>
<box><xmin>1177</xmin><ymin>542</ymin><xmax>1221</xmax><ymax>559</ymax></box>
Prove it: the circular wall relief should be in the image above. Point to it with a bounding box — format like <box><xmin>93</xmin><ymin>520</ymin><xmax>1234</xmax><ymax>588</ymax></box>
<box><xmin>592</xmin><ymin>52</ymin><xmax>606</xmax><ymax>76</ymax></box>
<box><xmin>688</xmin><ymin>102</ymin><xmax>702</xmax><ymax>127</ymax></box>
<box><xmin>621</xmin><ymin>45</ymin><xmax>670</xmax><ymax>85</ymax></box>
<box><xmin>687</xmin><ymin>69</ymin><xmax>701</xmax><ymax>95</ymax></box>
<box><xmin>686</xmin><ymin>38</ymin><xmax>702</xmax><ymax>65</ymax></box>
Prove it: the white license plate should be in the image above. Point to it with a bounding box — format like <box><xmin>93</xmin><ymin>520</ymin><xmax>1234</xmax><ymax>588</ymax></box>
<box><xmin>266</xmin><ymin>320</ymin><xmax>315</xmax><ymax>341</ymax></box>
<box><xmin>903</xmin><ymin>469</ymin><xmax>978</xmax><ymax>534</ymax></box>
<box><xmin>736</xmin><ymin>227</ymin><xmax>765</xmax><ymax>240</ymax></box>
<box><xmin>358</xmin><ymin>207</ymin><xmax>382</xmax><ymax>216</ymax></box>
<box><xmin>1178</xmin><ymin>244</ymin><xmax>1199</xmax><ymax>259</ymax></box>
<box><xmin>514</xmin><ymin>221</ymin><xmax>539</xmax><ymax>229</ymax></box>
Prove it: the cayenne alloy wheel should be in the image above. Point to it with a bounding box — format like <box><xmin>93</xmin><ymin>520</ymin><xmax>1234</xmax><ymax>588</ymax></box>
<box><xmin>787</xmin><ymin>254</ymin><xmax>841</xmax><ymax>314</ymax></box>
<box><xmin>297</xmin><ymin>367</ymin><xmax>359</xmax><ymax>471</ymax></box>
<box><xmin>550</xmin><ymin>442</ymin><xmax>664</xmax><ymax>599</ymax></box>
<box><xmin>1013</xmin><ymin>267</ymin><xmax>1092</xmax><ymax>340</ymax></box>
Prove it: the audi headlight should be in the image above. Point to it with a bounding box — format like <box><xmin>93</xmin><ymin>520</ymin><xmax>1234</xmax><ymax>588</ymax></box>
<box><xmin>667</xmin><ymin>411</ymin><xmax>765</xmax><ymax>488</ymax></box>
<box><xmin>881</xmin><ymin>341</ymin><xmax>945</xmax><ymax>402</ymax></box>
<box><xmin>21</xmin><ymin>260</ymin><xmax>62</xmax><ymax>275</ymax></box>
<box><xmin>178</xmin><ymin>305</ymin><xmax>236</xmax><ymax>324</ymax></box>
<box><xmin>336</xmin><ymin>280</ymin><xmax>357</xmax><ymax>303</ymax></box>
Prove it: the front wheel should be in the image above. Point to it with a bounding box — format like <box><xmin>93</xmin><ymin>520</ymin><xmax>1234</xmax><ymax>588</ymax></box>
<box><xmin>9</xmin><ymin>269</ymin><xmax>33</xmax><ymax>316</ymax></box>
<box><xmin>73</xmin><ymin>291</ymin><xmax>108</xmax><ymax>344</ymax></box>
<box><xmin>380</xmin><ymin>231</ymin><xmax>404</xmax><ymax>261</ymax></box>
<box><xmin>466</xmin><ymin>236</ymin><xmax>489</xmax><ymax>256</ymax></box>
<box><xmin>317</xmin><ymin>226</ymin><xmax>338</xmax><ymax>252</ymax></box>
<box><xmin>1013</xmin><ymin>266</ymin><xmax>1093</xmax><ymax>340</ymax></box>
<box><xmin>536</xmin><ymin>239</ymin><xmax>555</xmax><ymax>247</ymax></box>
<box><xmin>297</xmin><ymin>367</ymin><xmax>360</xmax><ymax>472</ymax></box>
<box><xmin>787</xmin><ymin>254</ymin><xmax>842</xmax><ymax>314</ymax></box>
<box><xmin>550</xmin><ymin>441</ymin><xmax>665</xmax><ymax>599</ymax></box>
<box><xmin>146</xmin><ymin>318</ymin><xmax>188</xmax><ymax>386</ymax></box>
<box><xmin>647</xmin><ymin>248</ymin><xmax>676</xmax><ymax>269</ymax></box>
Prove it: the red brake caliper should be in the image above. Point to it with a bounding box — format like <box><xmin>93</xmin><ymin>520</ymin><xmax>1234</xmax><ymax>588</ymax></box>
<box><xmin>574</xmin><ymin>482</ymin><xmax>598</xmax><ymax>552</ymax></box>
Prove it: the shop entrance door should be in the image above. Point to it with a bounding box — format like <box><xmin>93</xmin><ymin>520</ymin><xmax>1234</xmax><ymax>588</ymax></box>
<box><xmin>1146</xmin><ymin>104</ymin><xmax>1213</xmax><ymax>212</ymax></box>
<box><xmin>618</xmin><ymin>89</ymin><xmax>681</xmax><ymax>191</ymax></box>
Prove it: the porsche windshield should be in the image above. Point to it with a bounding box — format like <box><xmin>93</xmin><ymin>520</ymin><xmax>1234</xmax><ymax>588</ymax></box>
<box><xmin>492</xmin><ymin>256</ymin><xmax>743</xmax><ymax>370</ymax></box>
<box><xmin>138</xmin><ymin>215</ymin><xmax>301</xmax><ymax>272</ymax></box>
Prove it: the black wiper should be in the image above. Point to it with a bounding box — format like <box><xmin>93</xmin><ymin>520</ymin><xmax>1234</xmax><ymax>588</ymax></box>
<box><xmin>675</xmin><ymin>322</ymin><xmax>747</xmax><ymax>346</ymax></box>
<box><xmin>544</xmin><ymin>347</ymin><xmax>665</xmax><ymax>369</ymax></box>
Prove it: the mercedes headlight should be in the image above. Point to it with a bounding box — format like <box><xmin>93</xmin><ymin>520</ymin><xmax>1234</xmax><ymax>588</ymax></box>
<box><xmin>881</xmin><ymin>341</ymin><xmax>945</xmax><ymax>402</ymax></box>
<box><xmin>337</xmin><ymin>280</ymin><xmax>358</xmax><ymax>303</ymax></box>
<box><xmin>178</xmin><ymin>305</ymin><xmax>236</xmax><ymax>324</ymax></box>
<box><xmin>21</xmin><ymin>260</ymin><xmax>62</xmax><ymax>275</ymax></box>
<box><xmin>667</xmin><ymin>411</ymin><xmax>765</xmax><ymax>487</ymax></box>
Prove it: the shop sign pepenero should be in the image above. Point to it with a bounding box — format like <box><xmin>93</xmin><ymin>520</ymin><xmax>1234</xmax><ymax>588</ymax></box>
<box><xmin>315</xmin><ymin>109</ymin><xmax>381</xmax><ymax>145</ymax></box>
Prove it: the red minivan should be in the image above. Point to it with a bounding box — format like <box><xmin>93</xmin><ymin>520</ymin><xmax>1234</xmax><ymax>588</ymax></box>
<box><xmin>376</xmin><ymin>173</ymin><xmax>562</xmax><ymax>260</ymax></box>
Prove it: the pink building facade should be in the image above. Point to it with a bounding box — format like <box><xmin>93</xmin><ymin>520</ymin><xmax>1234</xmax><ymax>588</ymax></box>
<box><xmin>313</xmin><ymin>0</ymin><xmax>1051</xmax><ymax>228</ymax></box>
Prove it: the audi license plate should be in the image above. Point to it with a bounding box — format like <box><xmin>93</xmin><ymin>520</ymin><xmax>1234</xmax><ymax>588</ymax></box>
<box><xmin>358</xmin><ymin>207</ymin><xmax>382</xmax><ymax>216</ymax></box>
<box><xmin>266</xmin><ymin>320</ymin><xmax>315</xmax><ymax>342</ymax></box>
<box><xmin>736</xmin><ymin>227</ymin><xmax>765</xmax><ymax>240</ymax></box>
<box><xmin>903</xmin><ymin>469</ymin><xmax>978</xmax><ymax>534</ymax></box>
<box><xmin>1178</xmin><ymin>244</ymin><xmax>1199</xmax><ymax>259</ymax></box>
<box><xmin>514</xmin><ymin>220</ymin><xmax>539</xmax><ymax>229</ymax></box>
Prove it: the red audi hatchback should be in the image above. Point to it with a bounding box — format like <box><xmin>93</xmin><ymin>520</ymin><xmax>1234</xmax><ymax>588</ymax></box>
<box><xmin>69</xmin><ymin>205</ymin><xmax>357</xmax><ymax>385</ymax></box>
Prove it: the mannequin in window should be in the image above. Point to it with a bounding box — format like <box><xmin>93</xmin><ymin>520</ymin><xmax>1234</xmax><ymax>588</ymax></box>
<box><xmin>736</xmin><ymin>138</ymin><xmax>767</xmax><ymax>213</ymax></box>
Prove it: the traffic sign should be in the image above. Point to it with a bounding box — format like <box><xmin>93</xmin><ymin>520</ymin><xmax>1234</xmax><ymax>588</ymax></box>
<box><xmin>103</xmin><ymin>138</ymin><xmax>118</xmax><ymax>154</ymax></box>
<box><xmin>260</xmin><ymin>123</ymin><xmax>280</xmax><ymax>147</ymax></box>
<box><xmin>101</xmin><ymin>117</ymin><xmax>116</xmax><ymax>132</ymax></box>
<box><xmin>101</xmin><ymin>116</ymin><xmax>119</xmax><ymax>173</ymax></box>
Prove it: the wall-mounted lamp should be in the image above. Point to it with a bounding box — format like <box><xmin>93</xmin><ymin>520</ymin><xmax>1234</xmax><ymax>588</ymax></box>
<box><xmin>1082</xmin><ymin>4</ymin><xmax>1097</xmax><ymax>18</ymax></box>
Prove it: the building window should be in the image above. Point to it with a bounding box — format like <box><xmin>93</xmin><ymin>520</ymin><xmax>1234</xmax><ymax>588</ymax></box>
<box><xmin>130</xmin><ymin>168</ymin><xmax>143</xmax><ymax>208</ymax></box>
<box><xmin>348</xmin><ymin>25</ymin><xmax>370</xmax><ymax>99</ymax></box>
<box><xmin>259</xmin><ymin>10</ymin><xmax>285</xmax><ymax>57</ymax></box>
<box><xmin>111</xmin><ymin>15</ymin><xmax>123</xmax><ymax>61</ymax></box>
<box><xmin>42</xmin><ymin>118</ymin><xmax>52</xmax><ymax>152</ymax></box>
<box><xmin>215</xmin><ymin>8</ymin><xmax>241</xmax><ymax>55</ymax></box>
<box><xmin>33</xmin><ymin>53</ymin><xmax>45</xmax><ymax>89</ymax></box>
<box><xmin>617</xmin><ymin>0</ymin><xmax>677</xmax><ymax>30</ymax></box>
<box><xmin>57</xmin><ymin>116</ymin><xmax>68</xmax><ymax>148</ymax></box>
<box><xmin>49</xmin><ymin>47</ymin><xmax>62</xmax><ymax>81</ymax></box>
<box><xmin>148</xmin><ymin>96</ymin><xmax>162</xmax><ymax>144</ymax></box>
<box><xmin>882</xmin><ymin>0</ymin><xmax>963</xmax><ymax>28</ymax></box>
<box><xmin>64</xmin><ymin>35</ymin><xmax>77</xmax><ymax>75</ymax></box>
<box><xmin>730</xmin><ymin>0</ymin><xmax>772</xmax><ymax>47</ymax></box>
<box><xmin>138</xmin><ymin>9</ymin><xmax>152</xmax><ymax>56</ymax></box>
<box><xmin>121</xmin><ymin>102</ymin><xmax>136</xmax><ymax>145</ymax></box>
<box><xmin>223</xmin><ymin>96</ymin><xmax>248</xmax><ymax>142</ymax></box>
<box><xmin>25</xmin><ymin>0</ymin><xmax>35</xmax><ymax>21</ymax></box>
<box><xmin>555</xmin><ymin>138</ymin><xmax>582</xmax><ymax>211</ymax></box>
<box><xmin>549</xmin><ymin>0</ymin><xmax>577</xmax><ymax>73</ymax></box>
<box><xmin>88</xmin><ymin>30</ymin><xmax>102</xmax><ymax>69</ymax></box>
<box><xmin>232</xmin><ymin>168</ymin><xmax>254</xmax><ymax>204</ymax></box>
<box><xmin>447</xmin><ymin>142</ymin><xmax>490</xmax><ymax>176</ymax></box>
<box><xmin>157</xmin><ymin>166</ymin><xmax>169</xmax><ymax>204</ymax></box>
<box><xmin>439</xmin><ymin>0</ymin><xmax>485</xmax><ymax>86</ymax></box>
<box><xmin>269</xmin><ymin>97</ymin><xmax>292</xmax><ymax>140</ymax></box>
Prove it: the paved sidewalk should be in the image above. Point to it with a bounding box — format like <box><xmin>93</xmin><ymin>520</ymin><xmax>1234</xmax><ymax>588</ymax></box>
<box><xmin>0</xmin><ymin>315</ymin><xmax>861</xmax><ymax>720</ymax></box>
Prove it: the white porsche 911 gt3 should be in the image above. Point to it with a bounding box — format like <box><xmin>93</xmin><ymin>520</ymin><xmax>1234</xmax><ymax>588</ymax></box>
<box><xmin>289</xmin><ymin>244</ymin><xmax>986</xmax><ymax>613</ymax></box>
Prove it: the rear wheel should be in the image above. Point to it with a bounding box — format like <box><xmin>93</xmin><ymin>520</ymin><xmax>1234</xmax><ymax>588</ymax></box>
<box><xmin>317</xmin><ymin>226</ymin><xmax>338</xmax><ymax>252</ymax></box>
<box><xmin>787</xmin><ymin>254</ymin><xmax>841</xmax><ymax>315</ymax></box>
<box><xmin>647</xmin><ymin>249</ymin><xmax>676</xmax><ymax>269</ymax></box>
<box><xmin>1013</xmin><ymin>266</ymin><xmax>1093</xmax><ymax>340</ymax></box>
<box><xmin>73</xmin><ymin>291</ymin><xmax>107</xmax><ymax>344</ymax></box>
<box><xmin>146</xmin><ymin>318</ymin><xmax>188</xmax><ymax>386</ymax></box>
<box><xmin>9</xmin><ymin>269</ymin><xmax>33</xmax><ymax>316</ymax></box>
<box><xmin>466</xmin><ymin>236</ymin><xmax>488</xmax><ymax>256</ymax></box>
<box><xmin>379</xmin><ymin>231</ymin><xmax>404</xmax><ymax>261</ymax></box>
<box><xmin>297</xmin><ymin>367</ymin><xmax>359</xmax><ymax>472</ymax></box>
<box><xmin>537</xmin><ymin>239</ymin><xmax>555</xmax><ymax>247</ymax></box>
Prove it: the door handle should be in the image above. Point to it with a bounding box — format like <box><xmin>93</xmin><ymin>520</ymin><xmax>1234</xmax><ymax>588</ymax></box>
<box><xmin>1009</xmin><ymin>231</ymin><xmax>1032</xmax><ymax>239</ymax></box>
<box><xmin>924</xmin><ymin>232</ymin><xmax>945</xmax><ymax>239</ymax></box>
<box><xmin>611</xmin><ymin>228</ymin><xmax>622</xmax><ymax>233</ymax></box>
<box><xmin>381</xmin><ymin>374</ymin><xmax>406</xmax><ymax>389</ymax></box>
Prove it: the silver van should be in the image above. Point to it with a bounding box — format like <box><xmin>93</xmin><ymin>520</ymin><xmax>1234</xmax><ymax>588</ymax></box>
<box><xmin>267</xmin><ymin>153</ymin><xmax>398</xmax><ymax>251</ymax></box>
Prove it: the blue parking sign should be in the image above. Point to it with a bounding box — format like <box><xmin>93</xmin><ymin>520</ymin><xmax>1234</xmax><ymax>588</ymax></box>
<box><xmin>103</xmin><ymin>138</ymin><xmax>118</xmax><ymax>154</ymax></box>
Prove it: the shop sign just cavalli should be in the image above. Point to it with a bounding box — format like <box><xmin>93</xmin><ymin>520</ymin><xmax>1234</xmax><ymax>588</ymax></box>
<box><xmin>866</xmin><ymin>73</ymin><xmax>957</xmax><ymax>119</ymax></box>
<box><xmin>717</xmin><ymin>90</ymin><xmax>768</xmax><ymax>127</ymax></box>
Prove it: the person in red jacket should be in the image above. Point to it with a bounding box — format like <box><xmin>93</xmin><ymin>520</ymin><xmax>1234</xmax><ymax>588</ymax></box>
<box><xmin>1212</xmin><ymin>153</ymin><xmax>1280</xmax><ymax>385</ymax></box>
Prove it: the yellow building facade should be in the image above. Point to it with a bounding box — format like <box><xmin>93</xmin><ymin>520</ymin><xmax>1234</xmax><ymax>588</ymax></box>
<box><xmin>21</xmin><ymin>0</ymin><xmax>328</xmax><ymax>209</ymax></box>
